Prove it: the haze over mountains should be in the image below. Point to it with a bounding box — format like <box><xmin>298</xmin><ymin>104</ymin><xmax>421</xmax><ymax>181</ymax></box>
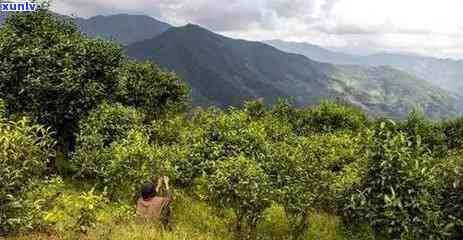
<box><xmin>266</xmin><ymin>40</ymin><xmax>463</xmax><ymax>95</ymax></box>
<box><xmin>1</xmin><ymin>12</ymin><xmax>461</xmax><ymax>118</ymax></box>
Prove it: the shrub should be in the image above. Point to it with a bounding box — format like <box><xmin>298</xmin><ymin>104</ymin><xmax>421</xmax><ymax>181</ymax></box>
<box><xmin>21</xmin><ymin>177</ymin><xmax>105</xmax><ymax>233</ymax></box>
<box><xmin>0</xmin><ymin>117</ymin><xmax>55</xmax><ymax>234</ymax></box>
<box><xmin>299</xmin><ymin>100</ymin><xmax>368</xmax><ymax>134</ymax></box>
<box><xmin>243</xmin><ymin>99</ymin><xmax>267</xmax><ymax>120</ymax></box>
<box><xmin>178</xmin><ymin>109</ymin><xmax>271</xmax><ymax>185</ymax></box>
<box><xmin>43</xmin><ymin>189</ymin><xmax>105</xmax><ymax>233</ymax></box>
<box><xmin>341</xmin><ymin>121</ymin><xmax>444</xmax><ymax>239</ymax></box>
<box><xmin>436</xmin><ymin>152</ymin><xmax>463</xmax><ymax>238</ymax></box>
<box><xmin>400</xmin><ymin>110</ymin><xmax>447</xmax><ymax>157</ymax></box>
<box><xmin>441</xmin><ymin>117</ymin><xmax>463</xmax><ymax>151</ymax></box>
<box><xmin>116</xmin><ymin>60</ymin><xmax>190</xmax><ymax>116</ymax></box>
<box><xmin>268</xmin><ymin>134</ymin><xmax>361</xmax><ymax>240</ymax></box>
<box><xmin>0</xmin><ymin>99</ymin><xmax>5</xmax><ymax>118</ymax></box>
<box><xmin>199</xmin><ymin>156</ymin><xmax>271</xmax><ymax>240</ymax></box>
<box><xmin>148</xmin><ymin>114</ymin><xmax>191</xmax><ymax>145</ymax></box>
<box><xmin>101</xmin><ymin>130</ymin><xmax>168</xmax><ymax>200</ymax></box>
<box><xmin>73</xmin><ymin>103</ymin><xmax>145</xmax><ymax>178</ymax></box>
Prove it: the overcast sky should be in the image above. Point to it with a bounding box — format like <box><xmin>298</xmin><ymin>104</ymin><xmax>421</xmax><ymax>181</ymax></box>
<box><xmin>52</xmin><ymin>0</ymin><xmax>463</xmax><ymax>59</ymax></box>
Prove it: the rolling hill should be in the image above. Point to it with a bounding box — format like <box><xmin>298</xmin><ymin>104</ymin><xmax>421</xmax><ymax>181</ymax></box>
<box><xmin>125</xmin><ymin>24</ymin><xmax>460</xmax><ymax>118</ymax></box>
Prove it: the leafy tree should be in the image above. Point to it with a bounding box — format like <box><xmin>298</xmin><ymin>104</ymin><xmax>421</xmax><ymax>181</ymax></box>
<box><xmin>0</xmin><ymin>10</ymin><xmax>124</xmax><ymax>155</ymax></box>
<box><xmin>73</xmin><ymin>103</ymin><xmax>145</xmax><ymax>179</ymax></box>
<box><xmin>341</xmin><ymin>121</ymin><xmax>444</xmax><ymax>239</ymax></box>
<box><xmin>0</xmin><ymin>99</ymin><xmax>5</xmax><ymax>118</ymax></box>
<box><xmin>0</xmin><ymin>117</ymin><xmax>55</xmax><ymax>234</ymax></box>
<box><xmin>199</xmin><ymin>156</ymin><xmax>271</xmax><ymax>240</ymax></box>
<box><xmin>243</xmin><ymin>99</ymin><xmax>267</xmax><ymax>120</ymax></box>
<box><xmin>176</xmin><ymin>108</ymin><xmax>271</xmax><ymax>185</ymax></box>
<box><xmin>300</xmin><ymin>100</ymin><xmax>368</xmax><ymax>134</ymax></box>
<box><xmin>0</xmin><ymin>10</ymin><xmax>190</xmax><ymax>164</ymax></box>
<box><xmin>101</xmin><ymin>130</ymin><xmax>168</xmax><ymax>200</ymax></box>
<box><xmin>269</xmin><ymin>134</ymin><xmax>361</xmax><ymax>240</ymax></box>
<box><xmin>441</xmin><ymin>117</ymin><xmax>463</xmax><ymax>151</ymax></box>
<box><xmin>116</xmin><ymin>60</ymin><xmax>190</xmax><ymax>116</ymax></box>
<box><xmin>400</xmin><ymin>110</ymin><xmax>447</xmax><ymax>157</ymax></box>
<box><xmin>436</xmin><ymin>152</ymin><xmax>463</xmax><ymax>238</ymax></box>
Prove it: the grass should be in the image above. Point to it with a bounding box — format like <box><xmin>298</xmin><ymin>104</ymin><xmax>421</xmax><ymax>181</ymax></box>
<box><xmin>5</xmin><ymin>188</ymin><xmax>373</xmax><ymax>240</ymax></box>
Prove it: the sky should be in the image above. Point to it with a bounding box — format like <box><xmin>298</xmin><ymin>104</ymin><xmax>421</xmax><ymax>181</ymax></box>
<box><xmin>52</xmin><ymin>0</ymin><xmax>463</xmax><ymax>59</ymax></box>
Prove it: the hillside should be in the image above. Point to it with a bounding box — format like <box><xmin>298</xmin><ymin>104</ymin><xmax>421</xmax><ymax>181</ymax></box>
<box><xmin>125</xmin><ymin>24</ymin><xmax>459</xmax><ymax>118</ymax></box>
<box><xmin>73</xmin><ymin>14</ymin><xmax>171</xmax><ymax>45</ymax></box>
<box><xmin>266</xmin><ymin>40</ymin><xmax>463</xmax><ymax>94</ymax></box>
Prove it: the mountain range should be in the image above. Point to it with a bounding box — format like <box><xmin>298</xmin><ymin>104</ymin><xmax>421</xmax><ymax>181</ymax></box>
<box><xmin>125</xmin><ymin>24</ymin><xmax>459</xmax><ymax>118</ymax></box>
<box><xmin>0</xmin><ymin>12</ymin><xmax>461</xmax><ymax>118</ymax></box>
<box><xmin>73</xmin><ymin>14</ymin><xmax>171</xmax><ymax>45</ymax></box>
<box><xmin>266</xmin><ymin>40</ymin><xmax>463</xmax><ymax>94</ymax></box>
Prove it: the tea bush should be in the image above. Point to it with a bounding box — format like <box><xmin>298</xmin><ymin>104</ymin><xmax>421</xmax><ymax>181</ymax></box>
<box><xmin>101</xmin><ymin>130</ymin><xmax>168</xmax><ymax>200</ymax></box>
<box><xmin>268</xmin><ymin>134</ymin><xmax>361</xmax><ymax>240</ymax></box>
<box><xmin>73</xmin><ymin>103</ymin><xmax>145</xmax><ymax>178</ymax></box>
<box><xmin>199</xmin><ymin>155</ymin><xmax>271</xmax><ymax>240</ymax></box>
<box><xmin>341</xmin><ymin>121</ymin><xmax>444</xmax><ymax>239</ymax></box>
<box><xmin>116</xmin><ymin>60</ymin><xmax>190</xmax><ymax>116</ymax></box>
<box><xmin>295</xmin><ymin>101</ymin><xmax>368</xmax><ymax>135</ymax></box>
<box><xmin>0</xmin><ymin>117</ymin><xmax>55</xmax><ymax>234</ymax></box>
<box><xmin>436</xmin><ymin>152</ymin><xmax>463</xmax><ymax>238</ymax></box>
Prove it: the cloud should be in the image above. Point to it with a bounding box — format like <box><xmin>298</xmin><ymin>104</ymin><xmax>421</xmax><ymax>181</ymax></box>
<box><xmin>51</xmin><ymin>0</ymin><xmax>463</xmax><ymax>58</ymax></box>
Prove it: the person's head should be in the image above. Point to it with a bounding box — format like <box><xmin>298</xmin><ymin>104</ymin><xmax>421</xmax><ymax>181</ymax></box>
<box><xmin>141</xmin><ymin>182</ymin><xmax>156</xmax><ymax>200</ymax></box>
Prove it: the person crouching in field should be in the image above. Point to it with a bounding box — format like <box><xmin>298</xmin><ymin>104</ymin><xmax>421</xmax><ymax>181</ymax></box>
<box><xmin>136</xmin><ymin>176</ymin><xmax>172</xmax><ymax>230</ymax></box>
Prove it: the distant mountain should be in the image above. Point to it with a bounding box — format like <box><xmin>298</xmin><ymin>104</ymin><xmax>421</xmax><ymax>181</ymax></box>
<box><xmin>1</xmin><ymin>12</ymin><xmax>171</xmax><ymax>45</ymax></box>
<box><xmin>125</xmin><ymin>25</ymin><xmax>459</xmax><ymax>118</ymax></box>
<box><xmin>265</xmin><ymin>40</ymin><xmax>360</xmax><ymax>64</ymax></box>
<box><xmin>266</xmin><ymin>40</ymin><xmax>463</xmax><ymax>94</ymax></box>
<box><xmin>74</xmin><ymin>14</ymin><xmax>171</xmax><ymax>45</ymax></box>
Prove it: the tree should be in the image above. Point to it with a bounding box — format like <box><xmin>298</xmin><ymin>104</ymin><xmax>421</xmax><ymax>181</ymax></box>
<box><xmin>200</xmin><ymin>156</ymin><xmax>271</xmax><ymax>240</ymax></box>
<box><xmin>269</xmin><ymin>134</ymin><xmax>361</xmax><ymax>240</ymax></box>
<box><xmin>0</xmin><ymin>10</ymin><xmax>190</xmax><ymax>164</ymax></box>
<box><xmin>72</xmin><ymin>103</ymin><xmax>145</xmax><ymax>178</ymax></box>
<box><xmin>116</xmin><ymin>60</ymin><xmax>190</xmax><ymax>116</ymax></box>
<box><xmin>0</xmin><ymin>117</ymin><xmax>55</xmax><ymax>234</ymax></box>
<box><xmin>341</xmin><ymin>121</ymin><xmax>444</xmax><ymax>239</ymax></box>
<box><xmin>0</xmin><ymin>10</ymin><xmax>124</xmax><ymax>157</ymax></box>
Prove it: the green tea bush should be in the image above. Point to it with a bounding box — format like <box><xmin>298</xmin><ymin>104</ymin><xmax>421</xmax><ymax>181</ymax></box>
<box><xmin>0</xmin><ymin>117</ymin><xmax>55</xmax><ymax>234</ymax></box>
<box><xmin>269</xmin><ymin>134</ymin><xmax>361</xmax><ymax>240</ymax></box>
<box><xmin>21</xmin><ymin>177</ymin><xmax>105</xmax><ymax>233</ymax></box>
<box><xmin>40</xmin><ymin>186</ymin><xmax>105</xmax><ymax>233</ymax></box>
<box><xmin>116</xmin><ymin>60</ymin><xmax>190</xmax><ymax>116</ymax></box>
<box><xmin>0</xmin><ymin>99</ymin><xmax>5</xmax><ymax>118</ymax></box>
<box><xmin>400</xmin><ymin>110</ymin><xmax>447</xmax><ymax>157</ymax></box>
<box><xmin>441</xmin><ymin>117</ymin><xmax>463</xmax><ymax>151</ymax></box>
<box><xmin>436</xmin><ymin>152</ymin><xmax>463</xmax><ymax>238</ymax></box>
<box><xmin>298</xmin><ymin>100</ymin><xmax>368</xmax><ymax>134</ymax></box>
<box><xmin>272</xmin><ymin>100</ymin><xmax>368</xmax><ymax>136</ymax></box>
<box><xmin>179</xmin><ymin>108</ymin><xmax>271</xmax><ymax>185</ymax></box>
<box><xmin>101</xmin><ymin>130</ymin><xmax>168</xmax><ymax>200</ymax></box>
<box><xmin>148</xmin><ymin>114</ymin><xmax>192</xmax><ymax>145</ymax></box>
<box><xmin>243</xmin><ymin>99</ymin><xmax>267</xmax><ymax>120</ymax></box>
<box><xmin>199</xmin><ymin>155</ymin><xmax>271</xmax><ymax>240</ymax></box>
<box><xmin>341</xmin><ymin>121</ymin><xmax>444</xmax><ymax>239</ymax></box>
<box><xmin>73</xmin><ymin>103</ymin><xmax>145</xmax><ymax>178</ymax></box>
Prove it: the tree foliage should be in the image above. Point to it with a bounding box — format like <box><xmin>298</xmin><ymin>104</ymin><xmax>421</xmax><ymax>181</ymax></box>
<box><xmin>0</xmin><ymin>117</ymin><xmax>55</xmax><ymax>234</ymax></box>
<box><xmin>341</xmin><ymin>121</ymin><xmax>444</xmax><ymax>239</ymax></box>
<box><xmin>199</xmin><ymin>155</ymin><xmax>271</xmax><ymax>240</ymax></box>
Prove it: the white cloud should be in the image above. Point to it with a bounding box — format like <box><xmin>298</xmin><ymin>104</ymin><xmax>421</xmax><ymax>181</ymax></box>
<box><xmin>51</xmin><ymin>0</ymin><xmax>463</xmax><ymax>59</ymax></box>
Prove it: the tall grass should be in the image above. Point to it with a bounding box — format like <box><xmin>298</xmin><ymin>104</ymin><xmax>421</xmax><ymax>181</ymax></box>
<box><xmin>6</xmin><ymin>191</ymin><xmax>373</xmax><ymax>240</ymax></box>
